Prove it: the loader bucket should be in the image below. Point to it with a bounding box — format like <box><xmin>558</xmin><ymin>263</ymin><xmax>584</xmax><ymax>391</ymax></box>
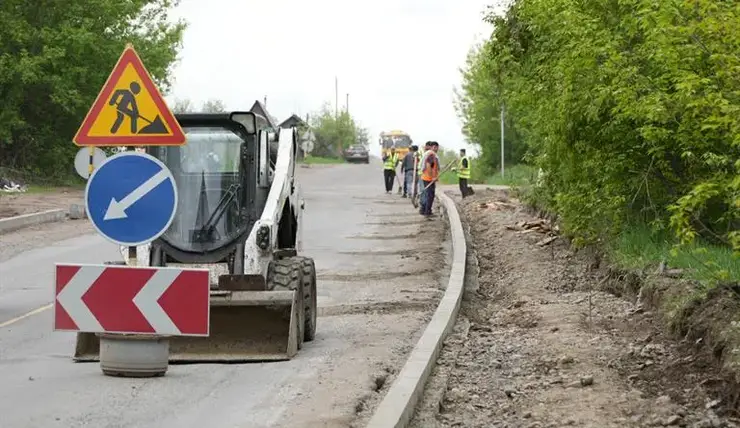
<box><xmin>73</xmin><ymin>290</ymin><xmax>300</xmax><ymax>363</ymax></box>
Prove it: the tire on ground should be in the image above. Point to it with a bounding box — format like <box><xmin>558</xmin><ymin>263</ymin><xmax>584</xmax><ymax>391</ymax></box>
<box><xmin>294</xmin><ymin>256</ymin><xmax>317</xmax><ymax>342</ymax></box>
<box><xmin>267</xmin><ymin>257</ymin><xmax>306</xmax><ymax>349</ymax></box>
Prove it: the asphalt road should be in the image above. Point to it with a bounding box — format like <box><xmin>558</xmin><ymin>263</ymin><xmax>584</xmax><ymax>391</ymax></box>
<box><xmin>0</xmin><ymin>158</ymin><xmax>449</xmax><ymax>428</ymax></box>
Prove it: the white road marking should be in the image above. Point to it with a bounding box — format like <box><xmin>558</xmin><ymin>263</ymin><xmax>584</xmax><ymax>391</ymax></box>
<box><xmin>0</xmin><ymin>303</ymin><xmax>53</xmax><ymax>328</ymax></box>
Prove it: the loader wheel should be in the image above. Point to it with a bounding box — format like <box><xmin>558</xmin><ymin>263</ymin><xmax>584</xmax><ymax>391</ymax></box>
<box><xmin>266</xmin><ymin>257</ymin><xmax>306</xmax><ymax>349</ymax></box>
<box><xmin>294</xmin><ymin>256</ymin><xmax>317</xmax><ymax>342</ymax></box>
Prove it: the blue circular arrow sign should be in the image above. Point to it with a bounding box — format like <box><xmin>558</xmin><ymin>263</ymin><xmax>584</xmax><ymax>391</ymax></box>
<box><xmin>85</xmin><ymin>151</ymin><xmax>178</xmax><ymax>247</ymax></box>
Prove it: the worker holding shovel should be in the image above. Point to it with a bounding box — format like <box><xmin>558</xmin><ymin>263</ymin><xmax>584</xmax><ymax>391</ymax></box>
<box><xmin>413</xmin><ymin>144</ymin><xmax>457</xmax><ymax>212</ymax></box>
<box><xmin>109</xmin><ymin>82</ymin><xmax>141</xmax><ymax>134</ymax></box>
<box><xmin>108</xmin><ymin>81</ymin><xmax>168</xmax><ymax>135</ymax></box>
<box><xmin>414</xmin><ymin>142</ymin><xmax>431</xmax><ymax>208</ymax></box>
<box><xmin>419</xmin><ymin>141</ymin><xmax>441</xmax><ymax>218</ymax></box>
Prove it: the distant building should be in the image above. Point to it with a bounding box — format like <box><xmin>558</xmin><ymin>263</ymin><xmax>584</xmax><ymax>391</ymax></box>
<box><xmin>279</xmin><ymin>114</ymin><xmax>310</xmax><ymax>159</ymax></box>
<box><xmin>249</xmin><ymin>100</ymin><xmax>279</xmax><ymax>130</ymax></box>
<box><xmin>278</xmin><ymin>114</ymin><xmax>307</xmax><ymax>130</ymax></box>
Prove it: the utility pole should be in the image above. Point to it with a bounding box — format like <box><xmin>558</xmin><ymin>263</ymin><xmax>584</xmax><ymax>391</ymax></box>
<box><xmin>335</xmin><ymin>76</ymin><xmax>338</xmax><ymax>119</ymax></box>
<box><xmin>346</xmin><ymin>93</ymin><xmax>349</xmax><ymax>114</ymax></box>
<box><xmin>501</xmin><ymin>104</ymin><xmax>505</xmax><ymax>178</ymax></box>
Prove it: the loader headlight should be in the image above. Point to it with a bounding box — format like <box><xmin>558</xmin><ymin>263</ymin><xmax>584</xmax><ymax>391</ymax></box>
<box><xmin>256</xmin><ymin>225</ymin><xmax>270</xmax><ymax>250</ymax></box>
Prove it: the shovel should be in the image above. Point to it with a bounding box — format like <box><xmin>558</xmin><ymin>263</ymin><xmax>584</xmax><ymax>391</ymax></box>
<box><xmin>411</xmin><ymin>160</ymin><xmax>456</xmax><ymax>209</ymax></box>
<box><xmin>114</xmin><ymin>105</ymin><xmax>167</xmax><ymax>135</ymax></box>
<box><xmin>410</xmin><ymin>157</ymin><xmax>419</xmax><ymax>204</ymax></box>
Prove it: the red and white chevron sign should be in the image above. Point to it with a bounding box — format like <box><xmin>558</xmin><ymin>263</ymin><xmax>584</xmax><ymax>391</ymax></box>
<box><xmin>54</xmin><ymin>264</ymin><xmax>210</xmax><ymax>336</ymax></box>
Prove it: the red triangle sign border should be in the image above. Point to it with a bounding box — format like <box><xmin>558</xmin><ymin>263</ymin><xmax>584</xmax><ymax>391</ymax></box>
<box><xmin>72</xmin><ymin>45</ymin><xmax>186</xmax><ymax>146</ymax></box>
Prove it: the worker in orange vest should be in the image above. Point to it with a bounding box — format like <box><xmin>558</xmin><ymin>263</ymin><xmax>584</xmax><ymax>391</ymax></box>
<box><xmin>419</xmin><ymin>141</ymin><xmax>440</xmax><ymax>218</ymax></box>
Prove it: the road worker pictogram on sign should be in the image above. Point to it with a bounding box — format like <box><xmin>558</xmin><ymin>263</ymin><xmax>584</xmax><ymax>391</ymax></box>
<box><xmin>73</xmin><ymin>44</ymin><xmax>186</xmax><ymax>146</ymax></box>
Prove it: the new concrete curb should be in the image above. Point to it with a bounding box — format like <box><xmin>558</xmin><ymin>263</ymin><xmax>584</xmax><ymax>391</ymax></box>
<box><xmin>0</xmin><ymin>209</ymin><xmax>67</xmax><ymax>235</ymax></box>
<box><xmin>365</xmin><ymin>191</ymin><xmax>467</xmax><ymax>428</ymax></box>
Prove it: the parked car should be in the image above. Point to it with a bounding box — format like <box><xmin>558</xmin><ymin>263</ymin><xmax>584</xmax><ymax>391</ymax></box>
<box><xmin>344</xmin><ymin>145</ymin><xmax>369</xmax><ymax>163</ymax></box>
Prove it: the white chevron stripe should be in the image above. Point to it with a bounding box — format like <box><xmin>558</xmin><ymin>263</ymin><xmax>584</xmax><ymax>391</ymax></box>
<box><xmin>133</xmin><ymin>268</ymin><xmax>182</xmax><ymax>335</ymax></box>
<box><xmin>57</xmin><ymin>265</ymin><xmax>105</xmax><ymax>332</ymax></box>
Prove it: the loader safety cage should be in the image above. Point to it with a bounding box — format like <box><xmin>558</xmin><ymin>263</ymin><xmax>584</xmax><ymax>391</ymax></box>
<box><xmin>145</xmin><ymin>114</ymin><xmax>261</xmax><ymax>265</ymax></box>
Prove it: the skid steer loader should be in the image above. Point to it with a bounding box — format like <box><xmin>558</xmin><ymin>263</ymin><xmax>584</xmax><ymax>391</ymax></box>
<box><xmin>74</xmin><ymin>108</ymin><xmax>318</xmax><ymax>363</ymax></box>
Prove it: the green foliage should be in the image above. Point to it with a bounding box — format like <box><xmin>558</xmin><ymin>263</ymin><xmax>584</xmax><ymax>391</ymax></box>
<box><xmin>457</xmin><ymin>0</ymin><xmax>740</xmax><ymax>258</ymax></box>
<box><xmin>0</xmin><ymin>0</ymin><xmax>186</xmax><ymax>183</ymax></box>
<box><xmin>440</xmin><ymin>161</ymin><xmax>536</xmax><ymax>187</ymax></box>
<box><xmin>436</xmin><ymin>148</ymin><xmax>461</xmax><ymax>170</ymax></box>
<box><xmin>438</xmin><ymin>171</ymin><xmax>454</xmax><ymax>185</ymax></box>
<box><xmin>610</xmin><ymin>222</ymin><xmax>739</xmax><ymax>285</ymax></box>
<box><xmin>453</xmin><ymin>44</ymin><xmax>528</xmax><ymax>175</ymax></box>
<box><xmin>485</xmin><ymin>164</ymin><xmax>537</xmax><ymax>187</ymax></box>
<box><xmin>307</xmin><ymin>103</ymin><xmax>369</xmax><ymax>158</ymax></box>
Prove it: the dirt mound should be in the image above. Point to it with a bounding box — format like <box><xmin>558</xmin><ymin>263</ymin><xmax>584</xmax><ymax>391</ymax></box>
<box><xmin>410</xmin><ymin>188</ymin><xmax>740</xmax><ymax>428</ymax></box>
<box><xmin>0</xmin><ymin>187</ymin><xmax>83</xmax><ymax>219</ymax></box>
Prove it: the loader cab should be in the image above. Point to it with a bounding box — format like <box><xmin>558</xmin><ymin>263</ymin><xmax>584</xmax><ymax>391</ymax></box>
<box><xmin>146</xmin><ymin>111</ymin><xmax>272</xmax><ymax>265</ymax></box>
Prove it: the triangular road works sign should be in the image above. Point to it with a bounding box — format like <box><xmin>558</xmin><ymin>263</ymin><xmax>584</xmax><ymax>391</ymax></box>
<box><xmin>73</xmin><ymin>44</ymin><xmax>185</xmax><ymax>146</ymax></box>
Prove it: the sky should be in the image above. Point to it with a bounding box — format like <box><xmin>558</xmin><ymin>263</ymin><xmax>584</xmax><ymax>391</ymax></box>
<box><xmin>165</xmin><ymin>0</ymin><xmax>495</xmax><ymax>156</ymax></box>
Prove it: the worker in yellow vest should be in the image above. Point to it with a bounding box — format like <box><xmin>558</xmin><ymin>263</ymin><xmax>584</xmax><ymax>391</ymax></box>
<box><xmin>451</xmin><ymin>148</ymin><xmax>474</xmax><ymax>198</ymax></box>
<box><xmin>413</xmin><ymin>144</ymin><xmax>424</xmax><ymax>198</ymax></box>
<box><xmin>382</xmin><ymin>147</ymin><xmax>400</xmax><ymax>194</ymax></box>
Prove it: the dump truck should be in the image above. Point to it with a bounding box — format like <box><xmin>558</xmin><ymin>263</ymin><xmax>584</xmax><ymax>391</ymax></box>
<box><xmin>379</xmin><ymin>130</ymin><xmax>413</xmax><ymax>161</ymax></box>
<box><xmin>74</xmin><ymin>107</ymin><xmax>318</xmax><ymax>363</ymax></box>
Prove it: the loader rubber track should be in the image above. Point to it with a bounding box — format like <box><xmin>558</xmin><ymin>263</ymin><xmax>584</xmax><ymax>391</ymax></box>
<box><xmin>268</xmin><ymin>257</ymin><xmax>306</xmax><ymax>349</ymax></box>
<box><xmin>295</xmin><ymin>256</ymin><xmax>317</xmax><ymax>342</ymax></box>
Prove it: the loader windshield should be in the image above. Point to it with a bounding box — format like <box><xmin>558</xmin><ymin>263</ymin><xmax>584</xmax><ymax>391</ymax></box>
<box><xmin>151</xmin><ymin>125</ymin><xmax>253</xmax><ymax>254</ymax></box>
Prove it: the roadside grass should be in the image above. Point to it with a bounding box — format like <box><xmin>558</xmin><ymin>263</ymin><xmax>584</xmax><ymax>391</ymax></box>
<box><xmin>300</xmin><ymin>156</ymin><xmax>345</xmax><ymax>165</ymax></box>
<box><xmin>482</xmin><ymin>164</ymin><xmax>537</xmax><ymax>187</ymax></box>
<box><xmin>604</xmin><ymin>220</ymin><xmax>740</xmax><ymax>381</ymax></box>
<box><xmin>24</xmin><ymin>183</ymin><xmax>85</xmax><ymax>194</ymax></box>
<box><xmin>1</xmin><ymin>166</ymin><xmax>85</xmax><ymax>192</ymax></box>
<box><xmin>438</xmin><ymin>170</ymin><xmax>458</xmax><ymax>185</ymax></box>
<box><xmin>608</xmin><ymin>222</ymin><xmax>739</xmax><ymax>285</ymax></box>
<box><xmin>439</xmin><ymin>163</ymin><xmax>537</xmax><ymax>187</ymax></box>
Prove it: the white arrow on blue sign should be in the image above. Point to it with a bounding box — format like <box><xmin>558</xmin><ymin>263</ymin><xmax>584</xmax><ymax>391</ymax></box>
<box><xmin>85</xmin><ymin>151</ymin><xmax>178</xmax><ymax>247</ymax></box>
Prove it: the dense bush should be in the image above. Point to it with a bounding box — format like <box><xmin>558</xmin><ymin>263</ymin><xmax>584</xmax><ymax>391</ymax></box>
<box><xmin>456</xmin><ymin>0</ymin><xmax>739</xmax><ymax>254</ymax></box>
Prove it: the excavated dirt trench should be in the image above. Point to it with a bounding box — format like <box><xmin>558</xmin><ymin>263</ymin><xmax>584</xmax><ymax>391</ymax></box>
<box><xmin>410</xmin><ymin>188</ymin><xmax>740</xmax><ymax>428</ymax></box>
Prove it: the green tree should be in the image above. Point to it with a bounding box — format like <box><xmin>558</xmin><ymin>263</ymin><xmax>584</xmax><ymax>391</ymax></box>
<box><xmin>355</xmin><ymin>126</ymin><xmax>370</xmax><ymax>147</ymax></box>
<box><xmin>457</xmin><ymin>0</ymin><xmax>739</xmax><ymax>255</ymax></box>
<box><xmin>171</xmin><ymin>98</ymin><xmax>226</xmax><ymax>113</ymax></box>
<box><xmin>0</xmin><ymin>0</ymin><xmax>186</xmax><ymax>182</ymax></box>
<box><xmin>171</xmin><ymin>98</ymin><xmax>194</xmax><ymax>114</ymax></box>
<box><xmin>308</xmin><ymin>102</ymin><xmax>369</xmax><ymax>158</ymax></box>
<box><xmin>201</xmin><ymin>99</ymin><xmax>226</xmax><ymax>113</ymax></box>
<box><xmin>453</xmin><ymin>42</ymin><xmax>527</xmax><ymax>177</ymax></box>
